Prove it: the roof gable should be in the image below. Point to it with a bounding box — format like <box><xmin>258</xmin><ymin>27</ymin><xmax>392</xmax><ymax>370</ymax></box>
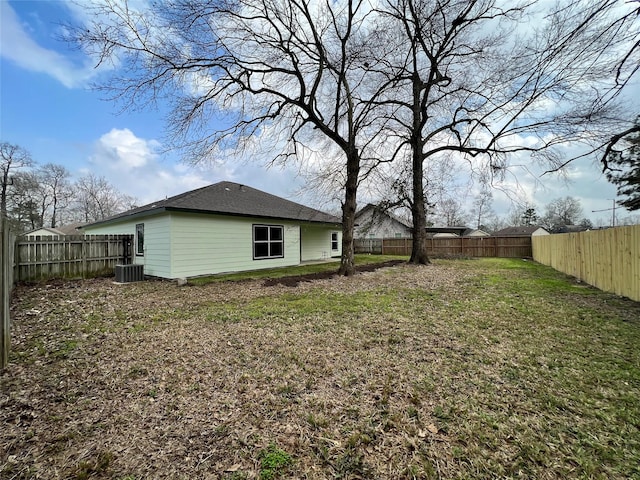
<box><xmin>355</xmin><ymin>204</ymin><xmax>412</xmax><ymax>229</ymax></box>
<box><xmin>85</xmin><ymin>182</ymin><xmax>341</xmax><ymax>227</ymax></box>
<box><xmin>24</xmin><ymin>227</ymin><xmax>64</xmax><ymax>236</ymax></box>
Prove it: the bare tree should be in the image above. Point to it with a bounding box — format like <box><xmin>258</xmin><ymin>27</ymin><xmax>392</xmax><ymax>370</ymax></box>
<box><xmin>69</xmin><ymin>0</ymin><xmax>394</xmax><ymax>275</ymax></box>
<box><xmin>435</xmin><ymin>198</ymin><xmax>469</xmax><ymax>227</ymax></box>
<box><xmin>36</xmin><ymin>163</ymin><xmax>72</xmax><ymax>228</ymax></box>
<box><xmin>0</xmin><ymin>142</ymin><xmax>34</xmax><ymax>219</ymax></box>
<box><xmin>471</xmin><ymin>186</ymin><xmax>494</xmax><ymax>230</ymax></box>
<box><xmin>376</xmin><ymin>0</ymin><xmax>632</xmax><ymax>263</ymax></box>
<box><xmin>556</xmin><ymin>0</ymin><xmax>640</xmax><ymax>167</ymax></box>
<box><xmin>436</xmin><ymin>198</ymin><xmax>469</xmax><ymax>227</ymax></box>
<box><xmin>72</xmin><ymin>173</ymin><xmax>137</xmax><ymax>222</ymax></box>
<box><xmin>541</xmin><ymin>196</ymin><xmax>584</xmax><ymax>231</ymax></box>
<box><xmin>5</xmin><ymin>171</ymin><xmax>41</xmax><ymax>232</ymax></box>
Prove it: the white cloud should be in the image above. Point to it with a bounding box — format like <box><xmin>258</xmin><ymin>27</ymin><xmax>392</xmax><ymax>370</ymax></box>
<box><xmin>86</xmin><ymin>128</ymin><xmax>208</xmax><ymax>203</ymax></box>
<box><xmin>83</xmin><ymin>128</ymin><xmax>306</xmax><ymax>206</ymax></box>
<box><xmin>93</xmin><ymin>128</ymin><xmax>158</xmax><ymax>169</ymax></box>
<box><xmin>0</xmin><ymin>2</ymin><xmax>97</xmax><ymax>88</ymax></box>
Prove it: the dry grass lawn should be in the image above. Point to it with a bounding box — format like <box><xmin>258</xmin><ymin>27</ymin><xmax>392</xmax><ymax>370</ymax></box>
<box><xmin>1</xmin><ymin>258</ymin><xmax>639</xmax><ymax>479</ymax></box>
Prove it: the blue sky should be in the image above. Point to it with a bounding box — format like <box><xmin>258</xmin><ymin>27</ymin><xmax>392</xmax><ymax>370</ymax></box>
<box><xmin>1</xmin><ymin>1</ymin><xmax>304</xmax><ymax>206</ymax></box>
<box><xmin>0</xmin><ymin>0</ymin><xmax>634</xmax><ymax>226</ymax></box>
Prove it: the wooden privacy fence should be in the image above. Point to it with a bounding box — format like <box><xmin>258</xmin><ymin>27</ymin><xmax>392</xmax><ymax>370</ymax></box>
<box><xmin>14</xmin><ymin>234</ymin><xmax>133</xmax><ymax>282</ymax></box>
<box><xmin>355</xmin><ymin>236</ymin><xmax>533</xmax><ymax>258</ymax></box>
<box><xmin>1</xmin><ymin>216</ymin><xmax>15</xmax><ymax>370</ymax></box>
<box><xmin>533</xmin><ymin>225</ymin><xmax>640</xmax><ymax>302</ymax></box>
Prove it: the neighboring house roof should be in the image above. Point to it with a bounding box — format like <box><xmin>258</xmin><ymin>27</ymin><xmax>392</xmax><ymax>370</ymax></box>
<box><xmin>23</xmin><ymin>227</ymin><xmax>64</xmax><ymax>236</ymax></box>
<box><xmin>493</xmin><ymin>226</ymin><xmax>549</xmax><ymax>236</ymax></box>
<box><xmin>84</xmin><ymin>181</ymin><xmax>341</xmax><ymax>228</ymax></box>
<box><xmin>463</xmin><ymin>228</ymin><xmax>491</xmax><ymax>237</ymax></box>
<box><xmin>555</xmin><ymin>224</ymin><xmax>589</xmax><ymax>233</ymax></box>
<box><xmin>56</xmin><ymin>222</ymin><xmax>87</xmax><ymax>235</ymax></box>
<box><xmin>426</xmin><ymin>226</ymin><xmax>468</xmax><ymax>236</ymax></box>
<box><xmin>433</xmin><ymin>232</ymin><xmax>459</xmax><ymax>238</ymax></box>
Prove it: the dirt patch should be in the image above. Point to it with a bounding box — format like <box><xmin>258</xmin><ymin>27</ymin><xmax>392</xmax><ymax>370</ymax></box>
<box><xmin>263</xmin><ymin>259</ymin><xmax>406</xmax><ymax>287</ymax></box>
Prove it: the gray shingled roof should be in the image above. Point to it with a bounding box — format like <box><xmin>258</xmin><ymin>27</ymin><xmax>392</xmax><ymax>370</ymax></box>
<box><xmin>85</xmin><ymin>182</ymin><xmax>341</xmax><ymax>227</ymax></box>
<box><xmin>492</xmin><ymin>226</ymin><xmax>547</xmax><ymax>236</ymax></box>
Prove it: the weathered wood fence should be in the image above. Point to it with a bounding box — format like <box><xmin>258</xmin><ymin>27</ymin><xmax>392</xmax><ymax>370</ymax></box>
<box><xmin>1</xmin><ymin>231</ymin><xmax>132</xmax><ymax>369</ymax></box>
<box><xmin>1</xmin><ymin>216</ymin><xmax>15</xmax><ymax>370</ymax></box>
<box><xmin>14</xmin><ymin>234</ymin><xmax>133</xmax><ymax>282</ymax></box>
<box><xmin>355</xmin><ymin>236</ymin><xmax>533</xmax><ymax>258</ymax></box>
<box><xmin>533</xmin><ymin>225</ymin><xmax>640</xmax><ymax>302</ymax></box>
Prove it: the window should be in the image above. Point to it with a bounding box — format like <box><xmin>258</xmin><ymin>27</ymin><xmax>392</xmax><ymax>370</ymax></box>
<box><xmin>253</xmin><ymin>225</ymin><xmax>284</xmax><ymax>259</ymax></box>
<box><xmin>135</xmin><ymin>223</ymin><xmax>144</xmax><ymax>256</ymax></box>
<box><xmin>331</xmin><ymin>232</ymin><xmax>339</xmax><ymax>251</ymax></box>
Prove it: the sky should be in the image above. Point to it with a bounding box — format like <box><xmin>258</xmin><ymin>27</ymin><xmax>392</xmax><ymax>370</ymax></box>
<box><xmin>0</xmin><ymin>0</ymin><xmax>635</xmax><ymax>227</ymax></box>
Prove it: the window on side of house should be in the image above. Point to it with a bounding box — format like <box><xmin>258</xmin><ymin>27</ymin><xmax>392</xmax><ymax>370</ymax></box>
<box><xmin>253</xmin><ymin>225</ymin><xmax>284</xmax><ymax>259</ymax></box>
<box><xmin>331</xmin><ymin>232</ymin><xmax>339</xmax><ymax>251</ymax></box>
<box><xmin>135</xmin><ymin>223</ymin><xmax>144</xmax><ymax>256</ymax></box>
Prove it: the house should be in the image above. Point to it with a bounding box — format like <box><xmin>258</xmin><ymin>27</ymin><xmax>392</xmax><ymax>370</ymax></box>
<box><xmin>354</xmin><ymin>204</ymin><xmax>412</xmax><ymax>239</ymax></box>
<box><xmin>23</xmin><ymin>227</ymin><xmax>65</xmax><ymax>237</ymax></box>
<box><xmin>23</xmin><ymin>223</ymin><xmax>87</xmax><ymax>238</ymax></box>
<box><xmin>492</xmin><ymin>226</ymin><xmax>550</xmax><ymax>236</ymax></box>
<box><xmin>463</xmin><ymin>228</ymin><xmax>491</xmax><ymax>237</ymax></box>
<box><xmin>432</xmin><ymin>232</ymin><xmax>459</xmax><ymax>238</ymax></box>
<box><xmin>82</xmin><ymin>182</ymin><xmax>342</xmax><ymax>279</ymax></box>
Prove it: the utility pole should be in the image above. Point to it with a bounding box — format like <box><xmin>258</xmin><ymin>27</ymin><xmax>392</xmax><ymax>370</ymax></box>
<box><xmin>592</xmin><ymin>199</ymin><xmax>617</xmax><ymax>227</ymax></box>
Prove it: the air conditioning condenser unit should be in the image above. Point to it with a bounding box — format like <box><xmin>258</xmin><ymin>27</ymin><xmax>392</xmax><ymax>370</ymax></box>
<box><xmin>115</xmin><ymin>264</ymin><xmax>144</xmax><ymax>283</ymax></box>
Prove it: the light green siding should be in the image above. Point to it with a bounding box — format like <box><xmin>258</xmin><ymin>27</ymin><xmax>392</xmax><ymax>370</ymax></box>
<box><xmin>141</xmin><ymin>216</ymin><xmax>172</xmax><ymax>277</ymax></box>
<box><xmin>83</xmin><ymin>214</ymin><xmax>172</xmax><ymax>278</ymax></box>
<box><xmin>301</xmin><ymin>225</ymin><xmax>342</xmax><ymax>261</ymax></box>
<box><xmin>84</xmin><ymin>211</ymin><xmax>340</xmax><ymax>279</ymax></box>
<box><xmin>169</xmin><ymin>213</ymin><xmax>301</xmax><ymax>278</ymax></box>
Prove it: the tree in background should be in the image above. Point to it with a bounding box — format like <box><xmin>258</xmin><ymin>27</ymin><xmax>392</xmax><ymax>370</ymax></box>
<box><xmin>436</xmin><ymin>198</ymin><xmax>469</xmax><ymax>227</ymax></box>
<box><xmin>521</xmin><ymin>207</ymin><xmax>539</xmax><ymax>227</ymax></box>
<box><xmin>7</xmin><ymin>171</ymin><xmax>42</xmax><ymax>231</ymax></box>
<box><xmin>605</xmin><ymin>117</ymin><xmax>640</xmax><ymax>211</ymax></box>
<box><xmin>0</xmin><ymin>142</ymin><xmax>33</xmax><ymax>219</ymax></box>
<box><xmin>1</xmin><ymin>142</ymin><xmax>137</xmax><ymax>233</ymax></box>
<box><xmin>72</xmin><ymin>174</ymin><xmax>137</xmax><ymax>223</ymax></box>
<box><xmin>471</xmin><ymin>187</ymin><xmax>495</xmax><ymax>230</ymax></box>
<box><xmin>36</xmin><ymin>163</ymin><xmax>72</xmax><ymax>229</ymax></box>
<box><xmin>541</xmin><ymin>196</ymin><xmax>585</xmax><ymax>232</ymax></box>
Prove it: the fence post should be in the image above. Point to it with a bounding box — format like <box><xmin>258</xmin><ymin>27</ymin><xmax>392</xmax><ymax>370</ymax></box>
<box><xmin>1</xmin><ymin>216</ymin><xmax>11</xmax><ymax>370</ymax></box>
<box><xmin>82</xmin><ymin>236</ymin><xmax>88</xmax><ymax>279</ymax></box>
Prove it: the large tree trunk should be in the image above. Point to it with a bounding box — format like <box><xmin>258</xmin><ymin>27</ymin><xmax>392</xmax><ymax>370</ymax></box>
<box><xmin>409</xmin><ymin>152</ymin><xmax>430</xmax><ymax>264</ymax></box>
<box><xmin>408</xmin><ymin>70</ymin><xmax>430</xmax><ymax>265</ymax></box>
<box><xmin>338</xmin><ymin>148</ymin><xmax>359</xmax><ymax>276</ymax></box>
